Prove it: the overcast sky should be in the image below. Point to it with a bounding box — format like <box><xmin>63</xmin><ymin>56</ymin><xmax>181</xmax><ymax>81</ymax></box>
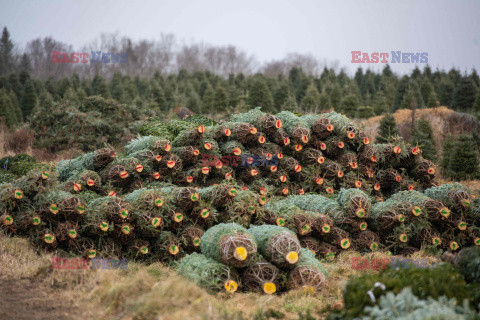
<box><xmin>1</xmin><ymin>0</ymin><xmax>479</xmax><ymax>75</ymax></box>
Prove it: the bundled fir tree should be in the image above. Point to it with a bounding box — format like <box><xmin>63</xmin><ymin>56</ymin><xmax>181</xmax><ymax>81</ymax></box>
<box><xmin>286</xmin><ymin>248</ymin><xmax>328</xmax><ymax>292</ymax></box>
<box><xmin>249</xmin><ymin>225</ymin><xmax>301</xmax><ymax>268</ymax></box>
<box><xmin>200</xmin><ymin>223</ymin><xmax>258</xmax><ymax>268</ymax></box>
<box><xmin>176</xmin><ymin>252</ymin><xmax>240</xmax><ymax>293</ymax></box>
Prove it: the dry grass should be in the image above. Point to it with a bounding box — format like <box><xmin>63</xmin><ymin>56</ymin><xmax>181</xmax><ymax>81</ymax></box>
<box><xmin>0</xmin><ymin>231</ymin><xmax>444</xmax><ymax>320</ymax></box>
<box><xmin>360</xmin><ymin>107</ymin><xmax>455</xmax><ymax>148</ymax></box>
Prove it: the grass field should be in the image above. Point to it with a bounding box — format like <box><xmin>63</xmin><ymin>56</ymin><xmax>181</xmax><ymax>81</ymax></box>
<box><xmin>0</xmin><ymin>232</ymin><xmax>442</xmax><ymax>320</ymax></box>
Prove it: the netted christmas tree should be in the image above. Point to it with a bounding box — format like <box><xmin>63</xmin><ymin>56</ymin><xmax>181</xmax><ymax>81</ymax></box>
<box><xmin>176</xmin><ymin>252</ymin><xmax>240</xmax><ymax>293</ymax></box>
<box><xmin>249</xmin><ymin>225</ymin><xmax>301</xmax><ymax>268</ymax></box>
<box><xmin>200</xmin><ymin>222</ymin><xmax>258</xmax><ymax>268</ymax></box>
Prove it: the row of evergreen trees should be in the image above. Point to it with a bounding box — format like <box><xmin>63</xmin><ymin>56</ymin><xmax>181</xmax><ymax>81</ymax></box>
<box><xmin>1</xmin><ymin>23</ymin><xmax>480</xmax><ymax>127</ymax></box>
<box><xmin>1</xmin><ymin>64</ymin><xmax>480</xmax><ymax>127</ymax></box>
<box><xmin>377</xmin><ymin>114</ymin><xmax>479</xmax><ymax>180</ymax></box>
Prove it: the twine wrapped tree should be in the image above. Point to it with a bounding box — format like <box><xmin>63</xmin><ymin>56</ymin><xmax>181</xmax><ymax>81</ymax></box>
<box><xmin>154</xmin><ymin>231</ymin><xmax>183</xmax><ymax>262</ymax></box>
<box><xmin>337</xmin><ymin>188</ymin><xmax>371</xmax><ymax>218</ymax></box>
<box><xmin>389</xmin><ymin>190</ymin><xmax>450</xmax><ymax>220</ymax></box>
<box><xmin>300</xmin><ymin>114</ymin><xmax>334</xmax><ymax>139</ymax></box>
<box><xmin>230</xmin><ymin>107</ymin><xmax>283</xmax><ymax>135</ymax></box>
<box><xmin>425</xmin><ymin>183</ymin><xmax>472</xmax><ymax>212</ymax></box>
<box><xmin>176</xmin><ymin>253</ymin><xmax>240</xmax><ymax>293</ymax></box>
<box><xmin>180</xmin><ymin>225</ymin><xmax>205</xmax><ymax>252</ymax></box>
<box><xmin>57</xmin><ymin>148</ymin><xmax>116</xmax><ymax>181</ymax></box>
<box><xmin>287</xmin><ymin>248</ymin><xmax>328</xmax><ymax>292</ymax></box>
<box><xmin>200</xmin><ymin>223</ymin><xmax>257</xmax><ymax>268</ymax></box>
<box><xmin>264</xmin><ymin>200</ymin><xmax>313</xmax><ymax>236</ymax></box>
<box><xmin>249</xmin><ymin>225</ymin><xmax>302</xmax><ymax>268</ymax></box>
<box><xmin>275</xmin><ymin>111</ymin><xmax>311</xmax><ymax>145</ymax></box>
<box><xmin>242</xmin><ymin>256</ymin><xmax>284</xmax><ymax>294</ymax></box>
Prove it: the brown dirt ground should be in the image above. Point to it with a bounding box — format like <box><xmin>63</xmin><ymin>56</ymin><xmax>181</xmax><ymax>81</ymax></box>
<box><xmin>0</xmin><ymin>278</ymin><xmax>84</xmax><ymax>320</ymax></box>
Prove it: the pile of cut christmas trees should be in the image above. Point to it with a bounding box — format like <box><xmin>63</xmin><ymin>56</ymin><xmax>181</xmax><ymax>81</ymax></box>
<box><xmin>1</xmin><ymin>107</ymin><xmax>480</xmax><ymax>295</ymax></box>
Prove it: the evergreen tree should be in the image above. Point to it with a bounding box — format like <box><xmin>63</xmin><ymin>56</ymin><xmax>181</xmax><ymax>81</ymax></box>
<box><xmin>21</xmin><ymin>79</ymin><xmax>37</xmax><ymax>118</ymax></box>
<box><xmin>470</xmin><ymin>69</ymin><xmax>480</xmax><ymax>88</ymax></box>
<box><xmin>184</xmin><ymin>87</ymin><xmax>201</xmax><ymax>114</ymax></box>
<box><xmin>63</xmin><ymin>87</ymin><xmax>79</xmax><ymax>104</ymax></box>
<box><xmin>8</xmin><ymin>90</ymin><xmax>22</xmax><ymax>122</ymax></box>
<box><xmin>289</xmin><ymin>67</ymin><xmax>310</xmax><ymax>102</ymax></box>
<box><xmin>19</xmin><ymin>54</ymin><xmax>31</xmax><ymax>73</ymax></box>
<box><xmin>0</xmin><ymin>88</ymin><xmax>19</xmax><ymax>127</ymax></box>
<box><xmin>281</xmin><ymin>94</ymin><xmax>298</xmax><ymax>111</ymax></box>
<box><xmin>299</xmin><ymin>83</ymin><xmax>321</xmax><ymax>112</ymax></box>
<box><xmin>451</xmin><ymin>77</ymin><xmax>478</xmax><ymax>111</ymax></box>
<box><xmin>354</xmin><ymin>67</ymin><xmax>364</xmax><ymax>96</ymax></box>
<box><xmin>227</xmin><ymin>86</ymin><xmax>241</xmax><ymax>109</ymax></box>
<box><xmin>247</xmin><ymin>78</ymin><xmax>274</xmax><ymax>112</ymax></box>
<box><xmin>473</xmin><ymin>89</ymin><xmax>480</xmax><ymax>112</ymax></box>
<box><xmin>376</xmin><ymin>114</ymin><xmax>399</xmax><ymax>143</ymax></box>
<box><xmin>448</xmin><ymin>135</ymin><xmax>479</xmax><ymax>180</ymax></box>
<box><xmin>151</xmin><ymin>82</ymin><xmax>167</xmax><ymax>110</ymax></box>
<box><xmin>213</xmin><ymin>86</ymin><xmax>228</xmax><ymax>112</ymax></box>
<box><xmin>441</xmin><ymin>134</ymin><xmax>455</xmax><ymax>175</ymax></box>
<box><xmin>339</xmin><ymin>94</ymin><xmax>360</xmax><ymax>118</ymax></box>
<box><xmin>273</xmin><ymin>82</ymin><xmax>292</xmax><ymax>109</ymax></box>
<box><xmin>410</xmin><ymin>118</ymin><xmax>437</xmax><ymax>161</ymax></box>
<box><xmin>356</xmin><ymin>106</ymin><xmax>375</xmax><ymax>118</ymax></box>
<box><xmin>318</xmin><ymin>92</ymin><xmax>331</xmax><ymax>110</ymax></box>
<box><xmin>328</xmin><ymin>84</ymin><xmax>342</xmax><ymax>107</ymax></box>
<box><xmin>0</xmin><ymin>27</ymin><xmax>14</xmax><ymax>76</ymax></box>
<box><xmin>419</xmin><ymin>79</ymin><xmax>437</xmax><ymax>108</ymax></box>
<box><xmin>95</xmin><ymin>77</ymin><xmax>111</xmax><ymax>98</ymax></box>
<box><xmin>401</xmin><ymin>79</ymin><xmax>424</xmax><ymax>110</ymax></box>
<box><xmin>393</xmin><ymin>77</ymin><xmax>424</xmax><ymax>111</ymax></box>
<box><xmin>202</xmin><ymin>84</ymin><xmax>215</xmax><ymax>113</ymax></box>
<box><xmin>110</xmin><ymin>72</ymin><xmax>124</xmax><ymax>101</ymax></box>
<box><xmin>372</xmin><ymin>91</ymin><xmax>389</xmax><ymax>115</ymax></box>
<box><xmin>436</xmin><ymin>77</ymin><xmax>455</xmax><ymax>106</ymax></box>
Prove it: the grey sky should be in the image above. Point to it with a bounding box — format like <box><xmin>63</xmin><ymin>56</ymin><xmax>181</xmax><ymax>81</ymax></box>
<box><xmin>1</xmin><ymin>0</ymin><xmax>479</xmax><ymax>75</ymax></box>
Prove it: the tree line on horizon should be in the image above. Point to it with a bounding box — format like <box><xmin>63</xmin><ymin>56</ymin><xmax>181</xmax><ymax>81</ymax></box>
<box><xmin>0</xmin><ymin>25</ymin><xmax>479</xmax><ymax>129</ymax></box>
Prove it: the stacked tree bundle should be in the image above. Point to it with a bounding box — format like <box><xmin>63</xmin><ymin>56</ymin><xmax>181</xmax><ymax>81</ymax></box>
<box><xmin>2</xmin><ymin>108</ymin><xmax>480</xmax><ymax>295</ymax></box>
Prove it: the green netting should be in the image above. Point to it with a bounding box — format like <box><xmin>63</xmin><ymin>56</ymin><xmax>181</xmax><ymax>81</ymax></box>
<box><xmin>176</xmin><ymin>252</ymin><xmax>239</xmax><ymax>293</ymax></box>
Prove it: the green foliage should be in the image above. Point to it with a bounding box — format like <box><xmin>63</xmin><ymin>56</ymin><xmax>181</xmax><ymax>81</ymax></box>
<box><xmin>0</xmin><ymin>88</ymin><xmax>21</xmax><ymax>127</ymax></box>
<box><xmin>0</xmin><ymin>154</ymin><xmax>37</xmax><ymax>176</ymax></box>
<box><xmin>339</xmin><ymin>94</ymin><xmax>360</xmax><ymax>118</ymax></box>
<box><xmin>452</xmin><ymin>77</ymin><xmax>479</xmax><ymax>111</ymax></box>
<box><xmin>176</xmin><ymin>252</ymin><xmax>239</xmax><ymax>293</ymax></box>
<box><xmin>0</xmin><ymin>171</ymin><xmax>15</xmax><ymax>183</ymax></box>
<box><xmin>455</xmin><ymin>246</ymin><xmax>480</xmax><ymax>284</ymax></box>
<box><xmin>362</xmin><ymin>287</ymin><xmax>479</xmax><ymax>320</ymax></box>
<box><xmin>275</xmin><ymin>111</ymin><xmax>305</xmax><ymax>132</ymax></box>
<box><xmin>124</xmin><ymin>135</ymin><xmax>161</xmax><ymax>155</ymax></box>
<box><xmin>184</xmin><ymin>114</ymin><xmax>217</xmax><ymax>126</ymax></box>
<box><xmin>248</xmin><ymin>79</ymin><xmax>274</xmax><ymax>112</ymax></box>
<box><xmin>393</xmin><ymin>77</ymin><xmax>424</xmax><ymax>111</ymax></box>
<box><xmin>376</xmin><ymin>114</ymin><xmax>399</xmax><ymax>143</ymax></box>
<box><xmin>356</xmin><ymin>106</ymin><xmax>375</xmax><ymax>119</ymax></box>
<box><xmin>337</xmin><ymin>263</ymin><xmax>477</xmax><ymax>319</ymax></box>
<box><xmin>249</xmin><ymin>225</ymin><xmax>300</xmax><ymax>266</ymax></box>
<box><xmin>200</xmin><ymin>222</ymin><xmax>256</xmax><ymax>263</ymax></box>
<box><xmin>323</xmin><ymin>111</ymin><xmax>358</xmax><ymax>137</ymax></box>
<box><xmin>30</xmin><ymin>96</ymin><xmax>156</xmax><ymax>152</ymax></box>
<box><xmin>410</xmin><ymin>118</ymin><xmax>437</xmax><ymax>161</ymax></box>
<box><xmin>214</xmin><ymin>86</ymin><xmax>228</xmax><ymax>112</ymax></box>
<box><xmin>21</xmin><ymin>79</ymin><xmax>37</xmax><ymax>118</ymax></box>
<box><xmin>444</xmin><ymin>135</ymin><xmax>479</xmax><ymax>180</ymax></box>
<box><xmin>299</xmin><ymin>83</ymin><xmax>321</xmax><ymax>112</ymax></box>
